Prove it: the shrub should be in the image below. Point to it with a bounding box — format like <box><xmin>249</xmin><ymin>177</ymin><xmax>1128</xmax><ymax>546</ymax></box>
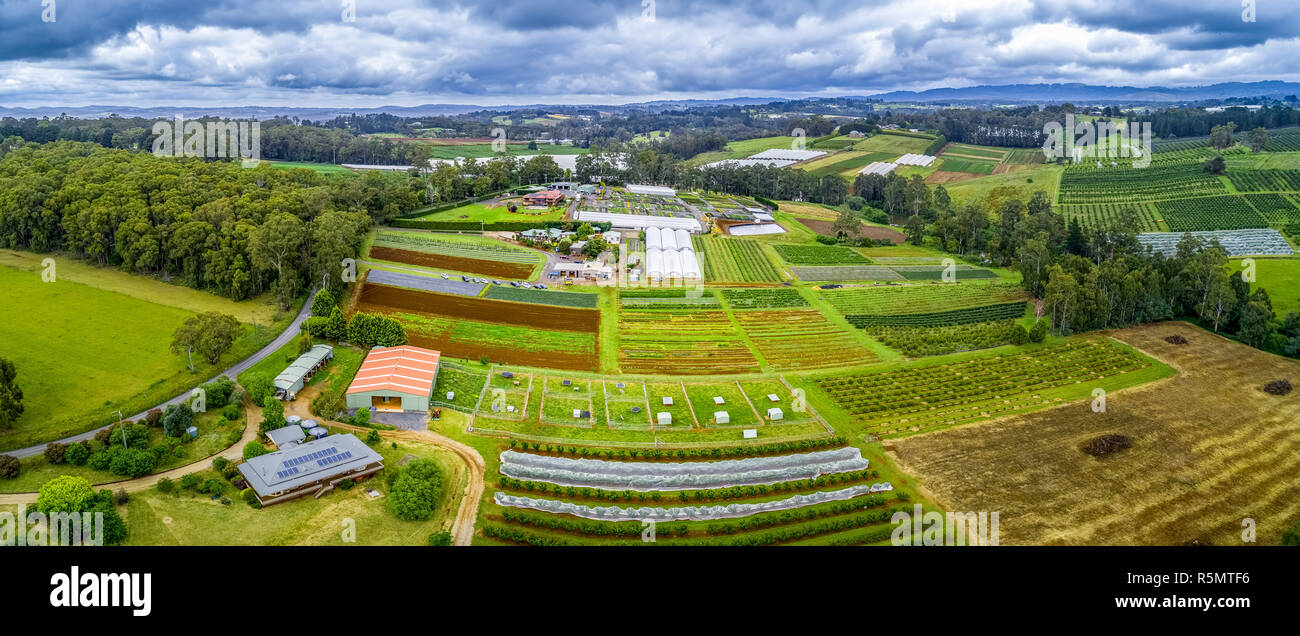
<box><xmin>64</xmin><ymin>442</ymin><xmax>89</xmax><ymax>466</ymax></box>
<box><xmin>365</xmin><ymin>429</ymin><xmax>381</xmax><ymax>445</ymax></box>
<box><xmin>388</xmin><ymin>459</ymin><xmax>444</xmax><ymax>521</ymax></box>
<box><xmin>0</xmin><ymin>454</ymin><xmax>19</xmax><ymax>479</ymax></box>
<box><xmin>36</xmin><ymin>476</ymin><xmax>96</xmax><ymax>513</ymax></box>
<box><xmin>180</xmin><ymin>473</ymin><xmax>201</xmax><ymax>490</ymax></box>
<box><xmin>427</xmin><ymin>531</ymin><xmax>453</xmax><ymax>546</ymax></box>
<box><xmin>145</xmin><ymin>409</ymin><xmax>163</xmax><ymax>427</ymax></box>
<box><xmin>337</xmin><ymin>478</ymin><xmax>355</xmax><ymax>490</ymax></box>
<box><xmin>212</xmin><ymin>456</ymin><xmax>230</xmax><ymax>472</ymax></box>
<box><xmin>162</xmin><ymin>403</ymin><xmax>194</xmax><ymax>438</ymax></box>
<box><xmin>109</xmin><ymin>448</ymin><xmax>156</xmax><ymax>478</ymax></box>
<box><xmin>1008</xmin><ymin>324</ymin><xmax>1030</xmax><ymax>345</ymax></box>
<box><xmin>260</xmin><ymin>399</ymin><xmax>286</xmax><ymax>433</ymax></box>
<box><xmin>1282</xmin><ymin>522</ymin><xmax>1300</xmax><ymax>546</ymax></box>
<box><xmin>221</xmin><ymin>464</ymin><xmax>241</xmax><ymax>480</ymax></box>
<box><xmin>87</xmin><ymin>451</ymin><xmax>111</xmax><ymax>471</ymax></box>
<box><xmin>157</xmin><ymin>477</ymin><xmax>175</xmax><ymax>493</ymax></box>
<box><xmin>1028</xmin><ymin>319</ymin><xmax>1048</xmax><ymax>343</ymax></box>
<box><xmin>243</xmin><ymin>442</ymin><xmax>270</xmax><ymax>459</ymax></box>
<box><xmin>114</xmin><ymin>488</ymin><xmax>129</xmax><ymax>505</ymax></box>
<box><xmin>201</xmin><ymin>478</ymin><xmax>225</xmax><ymax>495</ymax></box>
<box><xmin>222</xmin><ymin>403</ymin><xmax>241</xmax><ymax>421</ymax></box>
<box><xmin>201</xmin><ymin>376</ymin><xmax>236</xmax><ymax>408</ymax></box>
<box><xmin>44</xmin><ymin>442</ymin><xmax>68</xmax><ymax>465</ymax></box>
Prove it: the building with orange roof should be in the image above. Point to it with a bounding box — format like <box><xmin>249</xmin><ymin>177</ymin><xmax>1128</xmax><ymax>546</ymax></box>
<box><xmin>344</xmin><ymin>345</ymin><xmax>441</xmax><ymax>412</ymax></box>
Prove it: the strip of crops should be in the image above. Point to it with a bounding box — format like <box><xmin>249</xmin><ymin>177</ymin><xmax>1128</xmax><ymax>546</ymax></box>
<box><xmin>1059</xmin><ymin>203</ymin><xmax>1161</xmax><ymax>232</ymax></box>
<box><xmin>772</xmin><ymin>244</ymin><xmax>870</xmax><ymax>265</ymax></box>
<box><xmin>813</xmin><ymin>339</ymin><xmax>1154</xmax><ymax>434</ymax></box>
<box><xmin>694</xmin><ymin>236</ymin><xmax>782</xmax><ymax>283</ymax></box>
<box><xmin>618</xmin><ymin>309</ymin><xmax>760</xmax><ymax>374</ymax></box>
<box><xmin>1263</xmin><ymin>130</ymin><xmax>1300</xmax><ymax>152</ymax></box>
<box><xmin>736</xmin><ymin>310</ymin><xmax>877</xmax><ymax>370</ymax></box>
<box><xmin>937</xmin><ymin>157</ymin><xmax>997</xmax><ymax>174</ymax></box>
<box><xmin>823</xmin><ymin>282</ymin><xmax>1026</xmax><ymax>315</ymax></box>
<box><xmin>846</xmin><ymin>301</ymin><xmax>1027</xmax><ymax>328</ymax></box>
<box><xmin>891</xmin><ymin>267</ymin><xmax>999</xmax><ymax>281</ymax></box>
<box><xmin>865</xmin><ymin>320</ymin><xmax>1020</xmax><ymax>357</ymax></box>
<box><xmin>1243</xmin><ymin>193</ymin><xmax>1300</xmax><ymax>224</ymax></box>
<box><xmin>373</xmin><ymin>232</ymin><xmax>542</xmax><ymax>263</ymax></box>
<box><xmin>1058</xmin><ymin>163</ymin><xmax>1226</xmax><ymax>204</ymax></box>
<box><xmin>720</xmin><ymin>287</ymin><xmax>809</xmax><ymax>309</ymax></box>
<box><xmin>1154</xmin><ymin>195</ymin><xmax>1268</xmax><ymax>231</ymax></box>
<box><xmin>792</xmin><ymin>266</ymin><xmax>903</xmax><ymax>281</ymax></box>
<box><xmin>483</xmin><ymin>286</ymin><xmax>599</xmax><ymax>308</ymax></box>
<box><xmin>1227</xmin><ymin>169</ymin><xmax>1300</xmax><ymax>193</ymax></box>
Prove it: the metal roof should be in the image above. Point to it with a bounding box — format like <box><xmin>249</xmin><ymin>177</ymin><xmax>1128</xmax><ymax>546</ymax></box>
<box><xmin>266</xmin><ymin>426</ymin><xmax>306</xmax><ymax>447</ymax></box>
<box><xmin>237</xmin><ymin>433</ymin><xmax>383</xmax><ymax>497</ymax></box>
<box><xmin>274</xmin><ymin>345</ymin><xmax>334</xmax><ymax>391</ymax></box>
<box><xmin>346</xmin><ymin>345</ymin><xmax>440</xmax><ymax>396</ymax></box>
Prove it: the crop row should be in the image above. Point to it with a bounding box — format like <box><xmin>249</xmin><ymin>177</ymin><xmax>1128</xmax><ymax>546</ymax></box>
<box><xmin>720</xmin><ymin>287</ymin><xmax>809</xmax><ymax>309</ymax></box>
<box><xmin>1058</xmin><ymin>163</ymin><xmax>1226</xmax><ymax>204</ymax></box>
<box><xmin>824</xmin><ymin>282</ymin><xmax>1025</xmax><ymax>315</ymax></box>
<box><xmin>846</xmin><ymin>301</ymin><xmax>1028</xmax><ymax>328</ymax></box>
<box><xmin>735</xmin><ymin>310</ymin><xmax>877</xmax><ymax>370</ymax></box>
<box><xmin>773</xmin><ymin>244</ymin><xmax>870</xmax><ymax>265</ymax></box>
<box><xmin>1226</xmin><ymin>169</ymin><xmax>1300</xmax><ymax>193</ymax></box>
<box><xmin>1243</xmin><ymin>194</ymin><xmax>1300</xmax><ymax>224</ymax></box>
<box><xmin>695</xmin><ymin>236</ymin><xmax>783</xmax><ymax>283</ymax></box>
<box><xmin>1154</xmin><ymin>195</ymin><xmax>1268</xmax><ymax>232</ymax></box>
<box><xmin>865</xmin><ymin>320</ymin><xmax>1022</xmax><ymax>357</ymax></box>
<box><xmin>1059</xmin><ymin>203</ymin><xmax>1162</xmax><ymax>232</ymax></box>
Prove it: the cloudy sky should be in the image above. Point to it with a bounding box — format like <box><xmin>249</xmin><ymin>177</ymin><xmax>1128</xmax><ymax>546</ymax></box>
<box><xmin>0</xmin><ymin>0</ymin><xmax>1296</xmax><ymax>107</ymax></box>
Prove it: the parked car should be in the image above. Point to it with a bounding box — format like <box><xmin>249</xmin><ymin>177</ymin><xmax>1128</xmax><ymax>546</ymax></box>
<box><xmin>510</xmin><ymin>281</ymin><xmax>520</xmax><ymax>287</ymax></box>
<box><xmin>520</xmin><ymin>282</ymin><xmax>532</xmax><ymax>288</ymax></box>
<box><xmin>535</xmin><ymin>284</ymin><xmax>547</xmax><ymax>289</ymax></box>
<box><xmin>492</xmin><ymin>280</ymin><xmax>502</xmax><ymax>285</ymax></box>
<box><xmin>460</xmin><ymin>276</ymin><xmax>469</xmax><ymax>282</ymax></box>
<box><xmin>439</xmin><ymin>273</ymin><xmax>449</xmax><ymax>279</ymax></box>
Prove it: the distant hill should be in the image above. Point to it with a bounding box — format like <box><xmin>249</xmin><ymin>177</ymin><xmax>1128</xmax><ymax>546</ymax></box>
<box><xmin>866</xmin><ymin>81</ymin><xmax>1300</xmax><ymax>104</ymax></box>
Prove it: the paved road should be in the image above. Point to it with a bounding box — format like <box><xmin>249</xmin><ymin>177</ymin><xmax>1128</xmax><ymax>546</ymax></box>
<box><xmin>5</xmin><ymin>292</ymin><xmax>316</xmax><ymax>459</ymax></box>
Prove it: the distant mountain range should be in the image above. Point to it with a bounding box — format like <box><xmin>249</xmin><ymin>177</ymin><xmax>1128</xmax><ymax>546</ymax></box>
<box><xmin>2</xmin><ymin>83</ymin><xmax>1296</xmax><ymax>120</ymax></box>
<box><xmin>864</xmin><ymin>81</ymin><xmax>1300</xmax><ymax>104</ymax></box>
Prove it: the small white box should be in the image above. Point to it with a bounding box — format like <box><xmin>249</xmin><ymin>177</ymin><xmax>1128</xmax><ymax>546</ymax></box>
<box><xmin>713</xmin><ymin>396</ymin><xmax>724</xmax><ymax>405</ymax></box>
<box><xmin>742</xmin><ymin>429</ymin><xmax>758</xmax><ymax>439</ymax></box>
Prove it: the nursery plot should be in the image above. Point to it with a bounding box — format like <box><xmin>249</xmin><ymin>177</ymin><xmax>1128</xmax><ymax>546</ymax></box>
<box><xmin>864</xmin><ymin>320</ymin><xmax>1020</xmax><ymax>357</ymax></box>
<box><xmin>735</xmin><ymin>310</ymin><xmax>878</xmax><ymax>370</ymax></box>
<box><xmin>604</xmin><ymin>380</ymin><xmax>652</xmax><ymax>430</ymax></box>
<box><xmin>683</xmin><ymin>382</ymin><xmax>758</xmax><ymax>428</ymax></box>
<box><xmin>617</xmin><ymin>309</ymin><xmax>761</xmax><ymax>374</ymax></box>
<box><xmin>544</xmin><ymin>376</ymin><xmax>592</xmax><ymax>395</ymax></box>
<box><xmin>822</xmin><ymin>281</ymin><xmax>1027</xmax><ymax>315</ymax></box>
<box><xmin>738</xmin><ymin>379</ymin><xmax>815</xmax><ymax>424</ymax></box>
<box><xmin>1154</xmin><ymin>195</ymin><xmax>1268</xmax><ymax>231</ymax></box>
<box><xmin>1059</xmin><ymin>203</ymin><xmax>1161</xmax><ymax>232</ymax></box>
<box><xmin>772</xmin><ymin>244</ymin><xmax>870</xmax><ymax>265</ymax></box>
<box><xmin>643</xmin><ymin>382</ymin><xmax>696</xmax><ymax>428</ymax></box>
<box><xmin>430</xmin><ymin>363</ymin><xmax>488</xmax><ymax>412</ymax></box>
<box><xmin>720</xmin><ymin>287</ymin><xmax>809</xmax><ymax>309</ymax></box>
<box><xmin>1136</xmin><ymin>228</ymin><xmax>1294</xmax><ymax>257</ymax></box>
<box><xmin>845</xmin><ymin>301</ymin><xmax>1029</xmax><ymax>328</ymax></box>
<box><xmin>889</xmin><ymin>266</ymin><xmax>999</xmax><ymax>281</ymax></box>
<box><xmin>541</xmin><ymin>395</ymin><xmax>595</xmax><ymax>427</ymax></box>
<box><xmin>811</xmin><ymin>338</ymin><xmax>1159</xmax><ymax>436</ymax></box>
<box><xmin>1058</xmin><ymin>163</ymin><xmax>1226</xmax><ymax>204</ymax></box>
<box><xmin>791</xmin><ymin>266</ymin><xmax>904</xmax><ymax>281</ymax></box>
<box><xmin>694</xmin><ymin>236</ymin><xmax>783</xmax><ymax>283</ymax></box>
<box><xmin>1243</xmin><ymin>193</ymin><xmax>1300</xmax><ymax>224</ymax></box>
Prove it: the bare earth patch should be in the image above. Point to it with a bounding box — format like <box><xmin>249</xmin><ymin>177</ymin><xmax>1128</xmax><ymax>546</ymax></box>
<box><xmin>889</xmin><ymin>322</ymin><xmax>1300</xmax><ymax>545</ymax></box>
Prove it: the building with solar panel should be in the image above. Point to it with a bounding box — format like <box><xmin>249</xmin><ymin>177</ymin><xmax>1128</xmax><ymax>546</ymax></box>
<box><xmin>237</xmin><ymin>433</ymin><xmax>384</xmax><ymax>506</ymax></box>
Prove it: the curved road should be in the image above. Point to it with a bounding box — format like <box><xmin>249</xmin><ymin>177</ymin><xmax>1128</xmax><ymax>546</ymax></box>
<box><xmin>5</xmin><ymin>292</ymin><xmax>316</xmax><ymax>459</ymax></box>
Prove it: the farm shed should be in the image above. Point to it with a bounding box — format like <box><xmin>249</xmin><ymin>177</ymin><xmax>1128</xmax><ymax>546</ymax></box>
<box><xmin>266</xmin><ymin>425</ymin><xmax>306</xmax><ymax>448</ymax></box>
<box><xmin>237</xmin><ymin>433</ymin><xmax>384</xmax><ymax>507</ymax></box>
<box><xmin>345</xmin><ymin>345</ymin><xmax>441</xmax><ymax>412</ymax></box>
<box><xmin>274</xmin><ymin>345</ymin><xmax>334</xmax><ymax>401</ymax></box>
<box><xmin>626</xmin><ymin>184</ymin><xmax>677</xmax><ymax>197</ymax></box>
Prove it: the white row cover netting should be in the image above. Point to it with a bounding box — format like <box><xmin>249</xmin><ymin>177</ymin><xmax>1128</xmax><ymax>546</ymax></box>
<box><xmin>495</xmin><ymin>482</ymin><xmax>892</xmax><ymax>522</ymax></box>
<box><xmin>499</xmin><ymin>447</ymin><xmax>870</xmax><ymax>491</ymax></box>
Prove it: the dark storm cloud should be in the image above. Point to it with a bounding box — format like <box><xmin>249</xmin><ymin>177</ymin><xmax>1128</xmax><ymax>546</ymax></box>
<box><xmin>0</xmin><ymin>0</ymin><xmax>1296</xmax><ymax>106</ymax></box>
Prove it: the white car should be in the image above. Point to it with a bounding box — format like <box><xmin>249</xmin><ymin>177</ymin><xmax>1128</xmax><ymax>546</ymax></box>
<box><xmin>439</xmin><ymin>273</ymin><xmax>449</xmax><ymax>279</ymax></box>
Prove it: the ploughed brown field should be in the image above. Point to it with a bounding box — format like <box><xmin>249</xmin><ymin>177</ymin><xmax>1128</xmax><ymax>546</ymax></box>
<box><xmin>353</xmin><ymin>283</ymin><xmax>600</xmax><ymax>371</ymax></box>
<box><xmin>794</xmin><ymin>218</ymin><xmax>906</xmax><ymax>244</ymax></box>
<box><xmin>369</xmin><ymin>245</ymin><xmax>535</xmax><ymax>279</ymax></box>
<box><xmin>889</xmin><ymin>322</ymin><xmax>1300</xmax><ymax>546</ymax></box>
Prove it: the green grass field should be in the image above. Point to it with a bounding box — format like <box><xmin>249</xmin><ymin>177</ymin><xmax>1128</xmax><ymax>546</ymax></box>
<box><xmin>267</xmin><ymin>161</ymin><xmax>359</xmax><ymax>176</ymax></box>
<box><xmin>411</xmin><ymin>202</ymin><xmax>565</xmax><ymax>223</ymax></box>
<box><xmin>0</xmin><ymin>263</ymin><xmax>296</xmax><ymax>451</ymax></box>
<box><xmin>851</xmin><ymin>134</ymin><xmax>933</xmax><ymax>155</ymax></box>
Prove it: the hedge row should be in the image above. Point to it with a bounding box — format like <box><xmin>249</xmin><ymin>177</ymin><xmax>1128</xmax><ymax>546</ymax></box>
<box><xmin>495</xmin><ymin>469</ymin><xmax>880</xmax><ymax>503</ymax></box>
